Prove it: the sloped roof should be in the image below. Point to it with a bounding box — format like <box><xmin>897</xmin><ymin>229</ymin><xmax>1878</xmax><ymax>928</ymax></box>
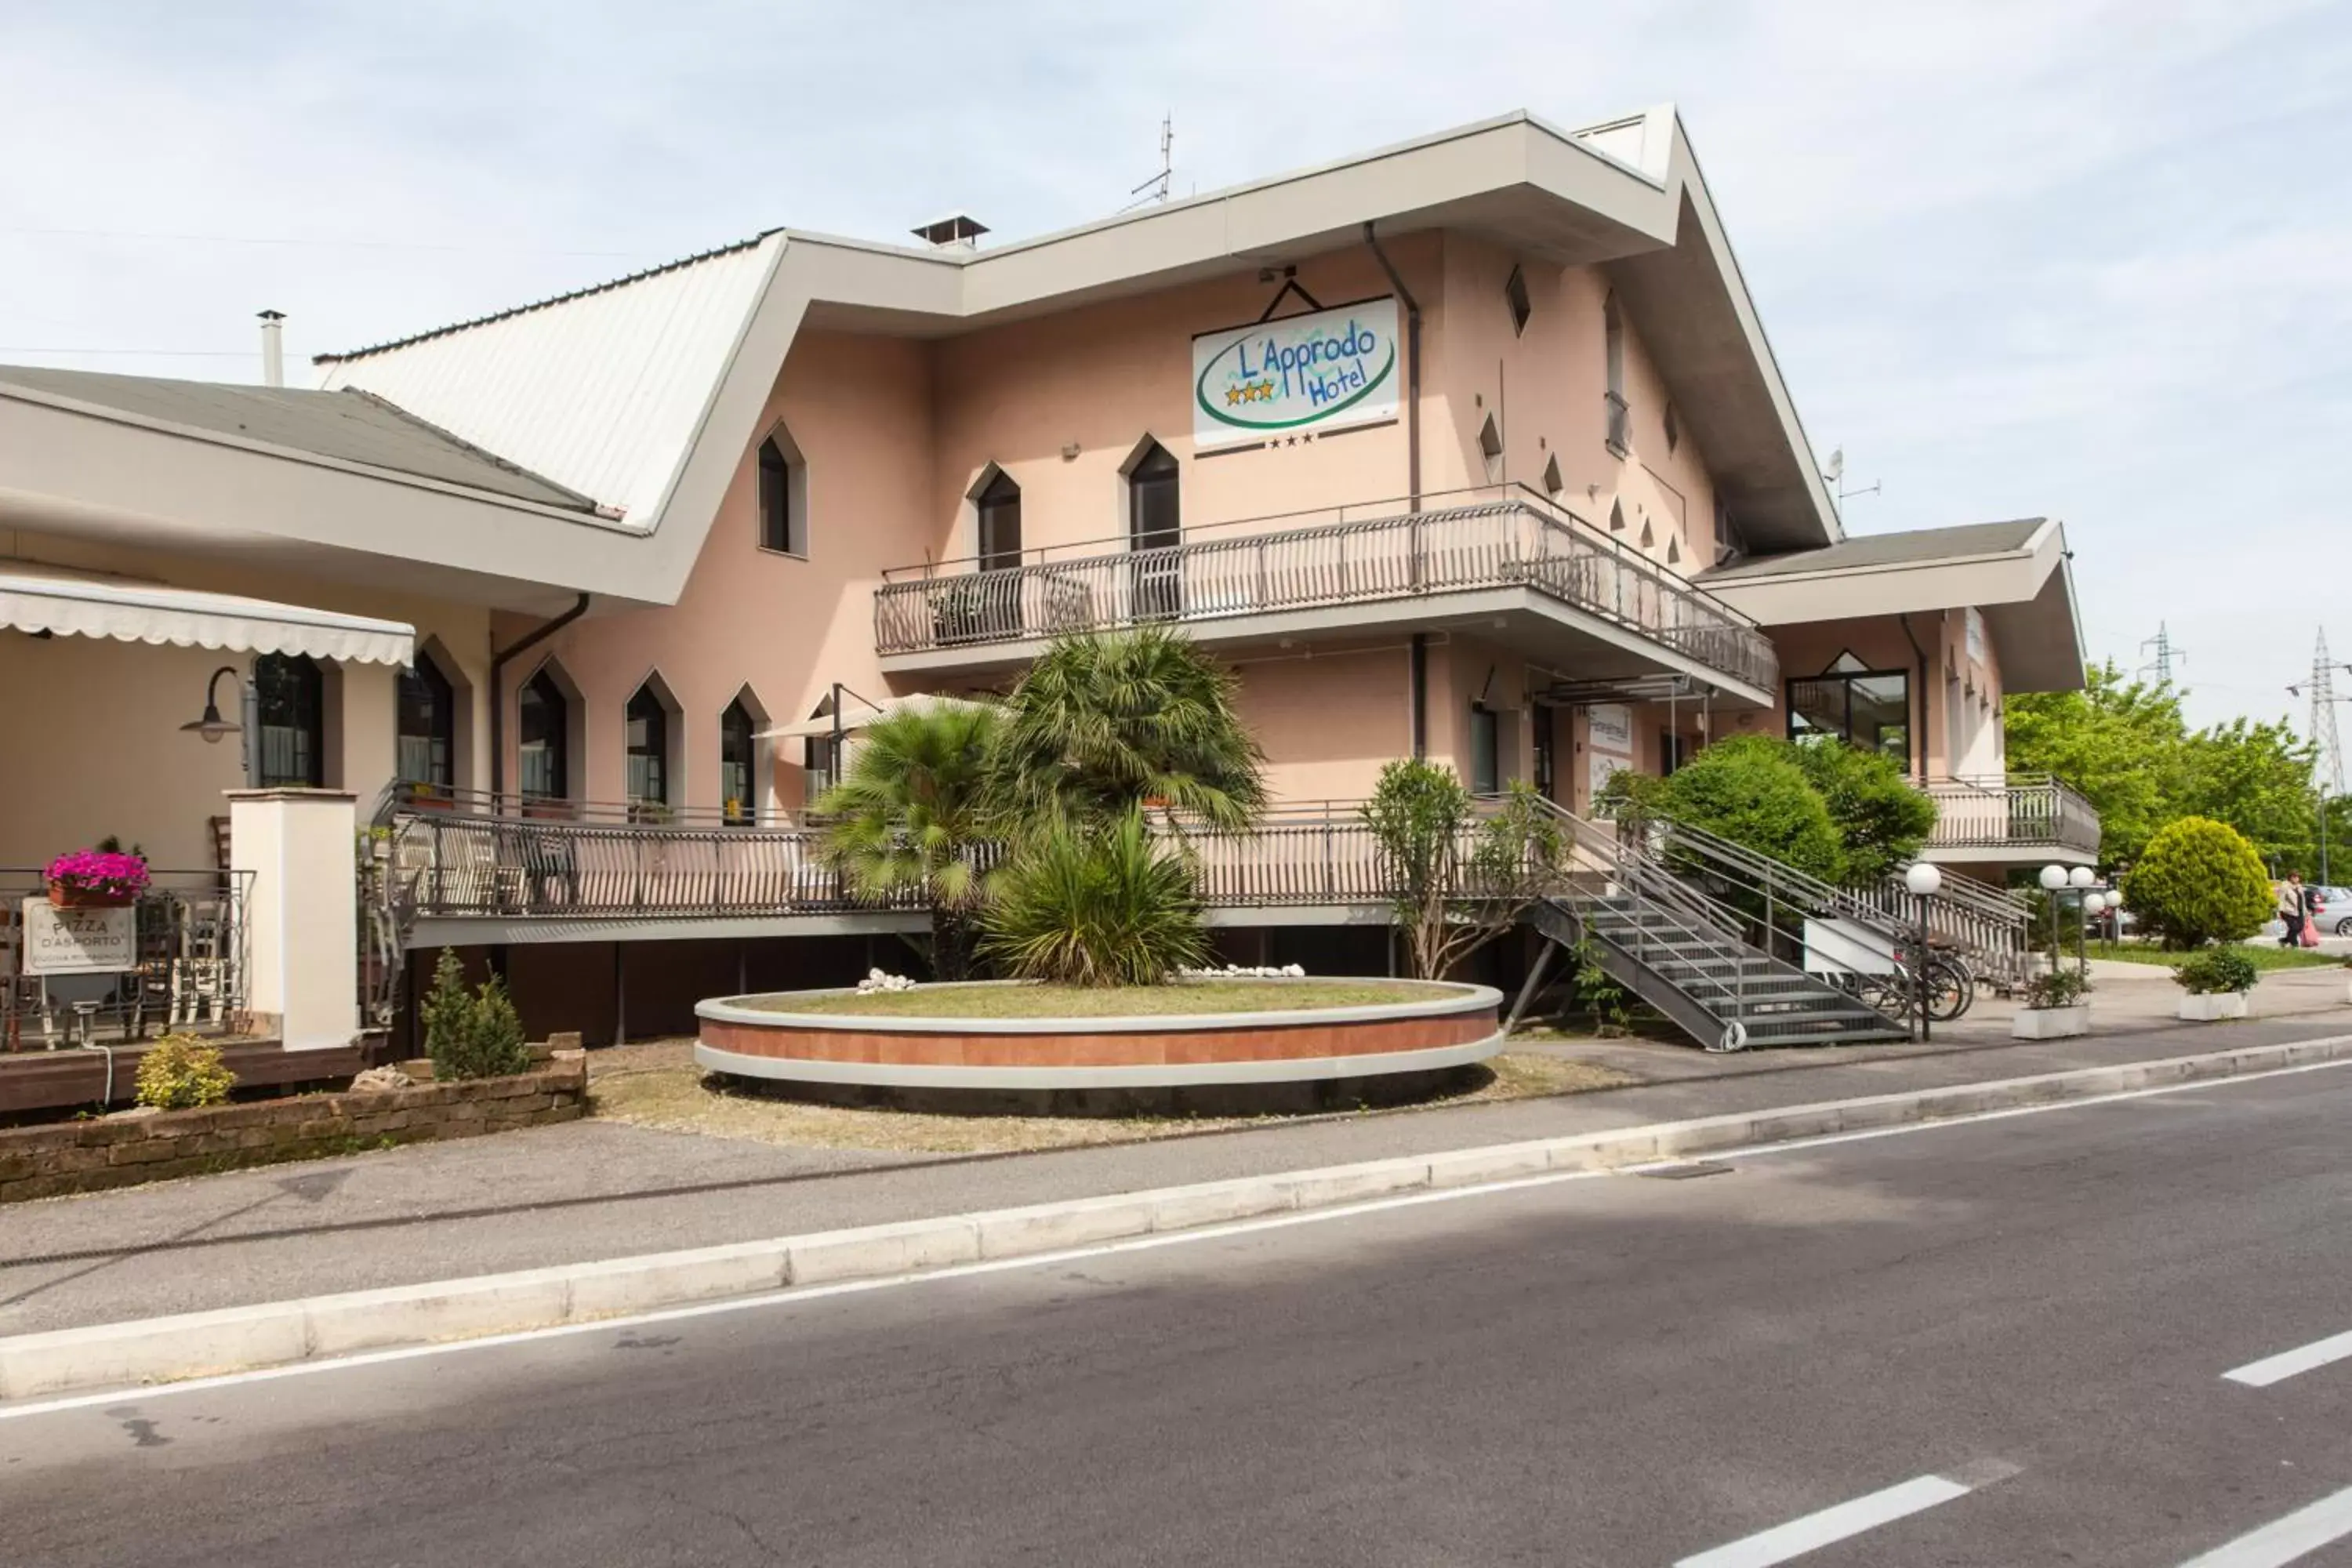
<box><xmin>0</xmin><ymin>365</ymin><xmax>598</xmax><ymax>511</ymax></box>
<box><xmin>1698</xmin><ymin>519</ymin><xmax>2046</xmax><ymax>583</ymax></box>
<box><xmin>314</xmin><ymin>236</ymin><xmax>782</xmax><ymax>525</ymax></box>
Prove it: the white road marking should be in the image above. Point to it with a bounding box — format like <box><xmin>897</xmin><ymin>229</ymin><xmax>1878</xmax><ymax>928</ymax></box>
<box><xmin>2225</xmin><ymin>1328</ymin><xmax>2352</xmax><ymax>1388</ymax></box>
<box><xmin>1673</xmin><ymin>1474</ymin><xmax>1976</xmax><ymax>1567</ymax></box>
<box><xmin>2</xmin><ymin>1050</ymin><xmax>2347</xmax><ymax>1420</ymax></box>
<box><xmin>2179</xmin><ymin>1483</ymin><xmax>2352</xmax><ymax>1566</ymax></box>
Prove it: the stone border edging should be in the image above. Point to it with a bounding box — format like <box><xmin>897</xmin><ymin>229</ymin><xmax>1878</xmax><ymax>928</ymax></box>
<box><xmin>5</xmin><ymin>1033</ymin><xmax>2347</xmax><ymax>1403</ymax></box>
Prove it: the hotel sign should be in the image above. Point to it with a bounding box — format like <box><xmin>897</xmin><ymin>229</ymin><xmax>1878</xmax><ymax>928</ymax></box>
<box><xmin>1192</xmin><ymin>297</ymin><xmax>1400</xmax><ymax>450</ymax></box>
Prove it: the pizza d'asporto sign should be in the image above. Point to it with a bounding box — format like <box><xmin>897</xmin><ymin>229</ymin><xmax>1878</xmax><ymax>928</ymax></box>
<box><xmin>1192</xmin><ymin>297</ymin><xmax>1400</xmax><ymax>450</ymax></box>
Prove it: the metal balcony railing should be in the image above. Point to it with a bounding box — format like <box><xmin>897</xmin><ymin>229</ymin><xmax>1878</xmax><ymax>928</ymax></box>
<box><xmin>1922</xmin><ymin>774</ymin><xmax>2101</xmax><ymax>855</ymax></box>
<box><xmin>873</xmin><ymin>483</ymin><xmax>1778</xmax><ymax>694</ymax></box>
<box><xmin>2</xmin><ymin>869</ymin><xmax>252</xmax><ymax>1050</ymax></box>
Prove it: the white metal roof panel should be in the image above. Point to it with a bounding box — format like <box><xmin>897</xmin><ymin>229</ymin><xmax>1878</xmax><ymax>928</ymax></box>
<box><xmin>316</xmin><ymin>236</ymin><xmax>781</xmax><ymax>528</ymax></box>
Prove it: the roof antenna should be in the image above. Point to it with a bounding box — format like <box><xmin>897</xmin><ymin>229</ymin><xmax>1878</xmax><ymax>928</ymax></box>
<box><xmin>1119</xmin><ymin>114</ymin><xmax>1174</xmax><ymax>212</ymax></box>
<box><xmin>1822</xmin><ymin>446</ymin><xmax>1879</xmax><ymax>504</ymax></box>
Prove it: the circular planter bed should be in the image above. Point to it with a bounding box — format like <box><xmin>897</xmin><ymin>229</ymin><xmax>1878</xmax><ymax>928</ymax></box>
<box><xmin>695</xmin><ymin>978</ymin><xmax>1504</xmax><ymax>1116</ymax></box>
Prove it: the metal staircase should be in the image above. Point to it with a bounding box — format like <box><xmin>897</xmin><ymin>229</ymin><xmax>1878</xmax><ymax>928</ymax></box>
<box><xmin>1519</xmin><ymin>803</ymin><xmax>1910</xmax><ymax>1052</ymax></box>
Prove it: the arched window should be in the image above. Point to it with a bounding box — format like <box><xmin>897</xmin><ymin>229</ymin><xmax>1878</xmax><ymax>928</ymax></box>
<box><xmin>1126</xmin><ymin>440</ymin><xmax>1182</xmax><ymax>620</ymax></box>
<box><xmin>720</xmin><ymin>698</ymin><xmax>757</xmax><ymax>826</ymax></box>
<box><xmin>517</xmin><ymin>670</ymin><xmax>569</xmax><ymax>801</ymax></box>
<box><xmin>254</xmin><ymin>653</ymin><xmax>324</xmax><ymax>788</ymax></box>
<box><xmin>396</xmin><ymin>655</ymin><xmax>456</xmax><ymax>791</ymax></box>
<box><xmin>626</xmin><ymin>682</ymin><xmax>672</xmax><ymax>809</ymax></box>
<box><xmin>976</xmin><ymin>469</ymin><xmax>1022</xmax><ymax>572</ymax></box>
<box><xmin>757</xmin><ymin>431</ymin><xmax>807</xmax><ymax>556</ymax></box>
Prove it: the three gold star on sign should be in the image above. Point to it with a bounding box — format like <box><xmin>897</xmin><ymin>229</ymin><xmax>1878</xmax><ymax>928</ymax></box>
<box><xmin>1223</xmin><ymin>379</ymin><xmax>1279</xmax><ymax>407</ymax></box>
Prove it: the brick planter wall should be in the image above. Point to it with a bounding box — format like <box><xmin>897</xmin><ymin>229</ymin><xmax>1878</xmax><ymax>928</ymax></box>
<box><xmin>0</xmin><ymin>1051</ymin><xmax>588</xmax><ymax>1203</ymax></box>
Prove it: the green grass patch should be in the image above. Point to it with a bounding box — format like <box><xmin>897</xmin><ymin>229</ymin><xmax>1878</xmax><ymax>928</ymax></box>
<box><xmin>2087</xmin><ymin>941</ymin><xmax>2343</xmax><ymax>973</ymax></box>
<box><xmin>742</xmin><ymin>978</ymin><xmax>1461</xmax><ymax>1018</ymax></box>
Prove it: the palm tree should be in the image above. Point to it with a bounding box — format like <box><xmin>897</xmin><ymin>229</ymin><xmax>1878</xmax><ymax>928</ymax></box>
<box><xmin>983</xmin><ymin>626</ymin><xmax>1267</xmax><ymax>833</ymax></box>
<box><xmin>816</xmin><ymin>702</ymin><xmax>998</xmax><ymax>980</ymax></box>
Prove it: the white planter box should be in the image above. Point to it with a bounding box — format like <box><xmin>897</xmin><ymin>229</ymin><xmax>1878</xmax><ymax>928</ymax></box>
<box><xmin>2175</xmin><ymin>991</ymin><xmax>2249</xmax><ymax>1022</ymax></box>
<box><xmin>2012</xmin><ymin>1004</ymin><xmax>2090</xmax><ymax>1040</ymax></box>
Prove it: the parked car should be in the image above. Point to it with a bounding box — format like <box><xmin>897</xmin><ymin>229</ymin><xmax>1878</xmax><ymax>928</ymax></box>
<box><xmin>2319</xmin><ymin>886</ymin><xmax>2352</xmax><ymax>936</ymax></box>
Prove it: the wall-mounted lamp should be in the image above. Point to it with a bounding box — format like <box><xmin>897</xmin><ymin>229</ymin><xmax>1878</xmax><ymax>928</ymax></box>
<box><xmin>180</xmin><ymin>666</ymin><xmax>243</xmax><ymax>744</ymax></box>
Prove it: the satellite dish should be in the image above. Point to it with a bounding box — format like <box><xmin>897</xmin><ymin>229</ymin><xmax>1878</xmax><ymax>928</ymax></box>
<box><xmin>1822</xmin><ymin>448</ymin><xmax>1845</xmax><ymax>484</ymax></box>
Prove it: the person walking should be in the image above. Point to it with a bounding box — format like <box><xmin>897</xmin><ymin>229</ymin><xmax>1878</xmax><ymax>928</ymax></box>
<box><xmin>2278</xmin><ymin>871</ymin><xmax>2308</xmax><ymax>948</ymax></box>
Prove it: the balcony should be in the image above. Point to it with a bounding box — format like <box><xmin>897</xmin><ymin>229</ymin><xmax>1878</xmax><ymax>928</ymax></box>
<box><xmin>873</xmin><ymin>485</ymin><xmax>1779</xmax><ymax>701</ymax></box>
<box><xmin>1920</xmin><ymin>774</ymin><xmax>2101</xmax><ymax>866</ymax></box>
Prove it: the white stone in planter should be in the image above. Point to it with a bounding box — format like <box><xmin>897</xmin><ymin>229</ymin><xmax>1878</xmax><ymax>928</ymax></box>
<box><xmin>2012</xmin><ymin>1004</ymin><xmax>2090</xmax><ymax>1040</ymax></box>
<box><xmin>2175</xmin><ymin>991</ymin><xmax>2250</xmax><ymax>1022</ymax></box>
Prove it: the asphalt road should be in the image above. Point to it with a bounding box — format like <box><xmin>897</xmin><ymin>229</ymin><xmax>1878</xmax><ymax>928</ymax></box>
<box><xmin>10</xmin><ymin>1064</ymin><xmax>2352</xmax><ymax>1565</ymax></box>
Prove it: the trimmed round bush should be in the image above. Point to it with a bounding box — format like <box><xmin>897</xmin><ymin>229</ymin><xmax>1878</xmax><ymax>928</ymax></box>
<box><xmin>2120</xmin><ymin>815</ymin><xmax>2274</xmax><ymax>949</ymax></box>
<box><xmin>135</xmin><ymin>1033</ymin><xmax>236</xmax><ymax>1110</ymax></box>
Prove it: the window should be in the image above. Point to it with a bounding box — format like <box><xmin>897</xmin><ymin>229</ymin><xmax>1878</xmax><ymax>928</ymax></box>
<box><xmin>1468</xmin><ymin>704</ymin><xmax>1500</xmax><ymax>795</ymax></box>
<box><xmin>1541</xmin><ymin>453</ymin><xmax>1563</xmax><ymax>499</ymax></box>
<box><xmin>1661</xmin><ymin>730</ymin><xmax>1686</xmax><ymax>775</ymax></box>
<box><xmin>1602</xmin><ymin>292</ymin><xmax>1629</xmax><ymax>457</ymax></box>
<box><xmin>976</xmin><ymin>469</ymin><xmax>1022</xmax><ymax>572</ymax></box>
<box><xmin>396</xmin><ymin>655</ymin><xmax>456</xmax><ymax>790</ymax></box>
<box><xmin>1663</xmin><ymin>401</ymin><xmax>1680</xmax><ymax>455</ymax></box>
<box><xmin>517</xmin><ymin>670</ymin><xmax>568</xmax><ymax>800</ymax></box>
<box><xmin>720</xmin><ymin>698</ymin><xmax>757</xmax><ymax>826</ymax></box>
<box><xmin>757</xmin><ymin>434</ymin><xmax>806</xmax><ymax>555</ymax></box>
<box><xmin>626</xmin><ymin>683</ymin><xmax>671</xmax><ymax>809</ymax></box>
<box><xmin>1608</xmin><ymin>499</ymin><xmax>1626</xmax><ymax>533</ymax></box>
<box><xmin>1477</xmin><ymin>413</ymin><xmax>1504</xmax><ymax>485</ymax></box>
<box><xmin>1504</xmin><ymin>265</ymin><xmax>1531</xmax><ymax>336</ymax></box>
<box><xmin>1788</xmin><ymin>654</ymin><xmax>1912</xmax><ymax>773</ymax></box>
<box><xmin>254</xmin><ymin>653</ymin><xmax>324</xmax><ymax>788</ymax></box>
<box><xmin>1127</xmin><ymin>439</ymin><xmax>1182</xmax><ymax>620</ymax></box>
<box><xmin>1532</xmin><ymin>706</ymin><xmax>1557</xmax><ymax>800</ymax></box>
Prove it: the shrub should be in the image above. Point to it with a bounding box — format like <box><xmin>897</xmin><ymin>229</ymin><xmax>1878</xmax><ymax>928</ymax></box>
<box><xmin>978</xmin><ymin>809</ymin><xmax>1209</xmax><ymax>985</ymax></box>
<box><xmin>419</xmin><ymin>947</ymin><xmax>535</xmax><ymax>1080</ymax></box>
<box><xmin>1655</xmin><ymin>735</ymin><xmax>1845</xmax><ymax>884</ymax></box>
<box><xmin>2172</xmin><ymin>948</ymin><xmax>2259</xmax><ymax>996</ymax></box>
<box><xmin>2120</xmin><ymin>816</ymin><xmax>2274</xmax><ymax>948</ymax></box>
<box><xmin>1363</xmin><ymin>764</ymin><xmax>1563</xmax><ymax>980</ymax></box>
<box><xmin>2024</xmin><ymin>967</ymin><xmax>2092</xmax><ymax>1010</ymax></box>
<box><xmin>1790</xmin><ymin>739</ymin><xmax>1938</xmax><ymax>885</ymax></box>
<box><xmin>135</xmin><ymin>1033</ymin><xmax>236</xmax><ymax>1110</ymax></box>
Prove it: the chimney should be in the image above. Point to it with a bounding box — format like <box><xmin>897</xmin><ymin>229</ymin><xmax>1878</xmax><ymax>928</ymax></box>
<box><xmin>258</xmin><ymin>310</ymin><xmax>285</xmax><ymax>387</ymax></box>
<box><xmin>911</xmin><ymin>214</ymin><xmax>989</xmax><ymax>252</ymax></box>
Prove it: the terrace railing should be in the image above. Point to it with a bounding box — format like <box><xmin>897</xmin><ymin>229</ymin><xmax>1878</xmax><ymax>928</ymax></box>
<box><xmin>1923</xmin><ymin>774</ymin><xmax>2101</xmax><ymax>856</ymax></box>
<box><xmin>874</xmin><ymin>484</ymin><xmax>1778</xmax><ymax>695</ymax></box>
<box><xmin>1</xmin><ymin>869</ymin><xmax>252</xmax><ymax>1051</ymax></box>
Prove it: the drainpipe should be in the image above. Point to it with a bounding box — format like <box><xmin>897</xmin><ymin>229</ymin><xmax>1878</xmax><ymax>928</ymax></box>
<box><xmin>488</xmin><ymin>592</ymin><xmax>591</xmax><ymax>804</ymax></box>
<box><xmin>1363</xmin><ymin>222</ymin><xmax>1421</xmax><ymax>512</ymax></box>
<box><xmin>1897</xmin><ymin>612</ymin><xmax>1931</xmax><ymax>784</ymax></box>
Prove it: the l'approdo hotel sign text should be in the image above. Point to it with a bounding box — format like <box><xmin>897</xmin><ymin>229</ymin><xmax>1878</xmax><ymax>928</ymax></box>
<box><xmin>1192</xmin><ymin>298</ymin><xmax>1400</xmax><ymax>451</ymax></box>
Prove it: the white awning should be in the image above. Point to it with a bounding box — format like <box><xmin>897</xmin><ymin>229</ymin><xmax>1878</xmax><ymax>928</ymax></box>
<box><xmin>760</xmin><ymin>692</ymin><xmax>988</xmax><ymax>741</ymax></box>
<box><xmin>0</xmin><ymin>562</ymin><xmax>415</xmax><ymax>666</ymax></box>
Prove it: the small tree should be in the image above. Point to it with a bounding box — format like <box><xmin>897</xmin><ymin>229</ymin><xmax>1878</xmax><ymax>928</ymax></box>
<box><xmin>419</xmin><ymin>947</ymin><xmax>473</xmax><ymax>1063</ymax></box>
<box><xmin>420</xmin><ymin>946</ymin><xmax>535</xmax><ymax>1080</ymax></box>
<box><xmin>978</xmin><ymin>809</ymin><xmax>1210</xmax><ymax>985</ymax></box>
<box><xmin>2121</xmin><ymin>815</ymin><xmax>2274</xmax><ymax>949</ymax></box>
<box><xmin>1363</xmin><ymin>763</ymin><xmax>1563</xmax><ymax>980</ymax></box>
<box><xmin>1656</xmin><ymin>735</ymin><xmax>1846</xmax><ymax>884</ymax></box>
<box><xmin>1790</xmin><ymin>739</ymin><xmax>1938</xmax><ymax>885</ymax></box>
<box><xmin>135</xmin><ymin>1033</ymin><xmax>236</xmax><ymax>1110</ymax></box>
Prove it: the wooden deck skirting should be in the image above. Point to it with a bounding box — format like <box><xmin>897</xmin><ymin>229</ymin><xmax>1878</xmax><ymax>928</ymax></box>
<box><xmin>0</xmin><ymin>1039</ymin><xmax>363</xmax><ymax>1118</ymax></box>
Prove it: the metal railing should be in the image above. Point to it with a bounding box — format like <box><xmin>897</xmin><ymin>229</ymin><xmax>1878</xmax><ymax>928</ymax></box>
<box><xmin>873</xmin><ymin>483</ymin><xmax>1777</xmax><ymax>693</ymax></box>
<box><xmin>384</xmin><ymin>781</ymin><xmax>800</xmax><ymax>830</ymax></box>
<box><xmin>1849</xmin><ymin>864</ymin><xmax>2034</xmax><ymax>991</ymax></box>
<box><xmin>1</xmin><ymin>869</ymin><xmax>252</xmax><ymax>1051</ymax></box>
<box><xmin>1922</xmin><ymin>774</ymin><xmax>2101</xmax><ymax>855</ymax></box>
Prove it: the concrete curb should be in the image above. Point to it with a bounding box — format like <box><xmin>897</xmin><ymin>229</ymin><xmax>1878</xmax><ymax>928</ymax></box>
<box><xmin>5</xmin><ymin>1033</ymin><xmax>2347</xmax><ymax>1402</ymax></box>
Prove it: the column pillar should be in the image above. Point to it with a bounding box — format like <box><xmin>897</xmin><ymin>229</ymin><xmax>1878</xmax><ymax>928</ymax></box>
<box><xmin>228</xmin><ymin>788</ymin><xmax>358</xmax><ymax>1051</ymax></box>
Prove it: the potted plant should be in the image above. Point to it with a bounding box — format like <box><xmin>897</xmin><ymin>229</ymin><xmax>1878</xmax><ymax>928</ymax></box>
<box><xmin>2012</xmin><ymin>965</ymin><xmax>2092</xmax><ymax>1039</ymax></box>
<box><xmin>45</xmin><ymin>844</ymin><xmax>151</xmax><ymax>908</ymax></box>
<box><xmin>2172</xmin><ymin>947</ymin><xmax>2257</xmax><ymax>1021</ymax></box>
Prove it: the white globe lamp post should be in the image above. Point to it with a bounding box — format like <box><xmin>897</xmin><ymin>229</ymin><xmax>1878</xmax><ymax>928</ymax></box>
<box><xmin>1903</xmin><ymin>862</ymin><xmax>1943</xmax><ymax>1040</ymax></box>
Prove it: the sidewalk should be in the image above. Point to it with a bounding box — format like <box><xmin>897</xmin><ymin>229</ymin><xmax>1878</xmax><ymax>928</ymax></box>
<box><xmin>5</xmin><ymin>995</ymin><xmax>2347</xmax><ymax>1341</ymax></box>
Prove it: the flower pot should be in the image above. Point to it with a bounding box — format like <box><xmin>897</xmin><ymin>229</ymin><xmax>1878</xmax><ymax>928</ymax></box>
<box><xmin>2011</xmin><ymin>1004</ymin><xmax>2089</xmax><ymax>1040</ymax></box>
<box><xmin>47</xmin><ymin>883</ymin><xmax>135</xmax><ymax>909</ymax></box>
<box><xmin>2175</xmin><ymin>992</ymin><xmax>2249</xmax><ymax>1022</ymax></box>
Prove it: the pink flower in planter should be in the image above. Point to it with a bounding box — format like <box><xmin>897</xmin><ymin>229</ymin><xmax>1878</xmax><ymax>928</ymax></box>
<box><xmin>45</xmin><ymin>848</ymin><xmax>152</xmax><ymax>899</ymax></box>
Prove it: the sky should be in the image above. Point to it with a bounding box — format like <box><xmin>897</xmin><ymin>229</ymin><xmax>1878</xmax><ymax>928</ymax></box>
<box><xmin>2</xmin><ymin>0</ymin><xmax>2345</xmax><ymax>739</ymax></box>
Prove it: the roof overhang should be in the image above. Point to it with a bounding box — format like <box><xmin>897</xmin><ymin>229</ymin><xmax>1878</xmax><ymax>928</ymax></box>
<box><xmin>1698</xmin><ymin>519</ymin><xmax>2087</xmax><ymax>692</ymax></box>
<box><xmin>0</xmin><ymin>561</ymin><xmax>414</xmax><ymax>665</ymax></box>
